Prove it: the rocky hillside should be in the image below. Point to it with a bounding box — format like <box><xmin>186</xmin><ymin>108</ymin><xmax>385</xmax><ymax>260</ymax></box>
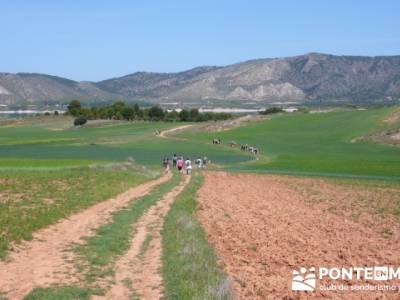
<box><xmin>1</xmin><ymin>53</ymin><xmax>400</xmax><ymax>106</ymax></box>
<box><xmin>0</xmin><ymin>73</ymin><xmax>119</xmax><ymax>106</ymax></box>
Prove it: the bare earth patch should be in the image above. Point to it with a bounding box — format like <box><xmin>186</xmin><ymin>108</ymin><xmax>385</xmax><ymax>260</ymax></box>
<box><xmin>351</xmin><ymin>108</ymin><xmax>400</xmax><ymax>146</ymax></box>
<box><xmin>0</xmin><ymin>192</ymin><xmax>25</xmax><ymax>204</ymax></box>
<box><xmin>95</xmin><ymin>174</ymin><xmax>190</xmax><ymax>300</ymax></box>
<box><xmin>158</xmin><ymin>125</ymin><xmax>194</xmax><ymax>138</ymax></box>
<box><xmin>0</xmin><ymin>175</ymin><xmax>169</xmax><ymax>300</ymax></box>
<box><xmin>199</xmin><ymin>115</ymin><xmax>268</xmax><ymax>132</ymax></box>
<box><xmin>383</xmin><ymin>108</ymin><xmax>400</xmax><ymax>125</ymax></box>
<box><xmin>391</xmin><ymin>132</ymin><xmax>400</xmax><ymax>141</ymax></box>
<box><xmin>355</xmin><ymin>128</ymin><xmax>400</xmax><ymax>147</ymax></box>
<box><xmin>197</xmin><ymin>172</ymin><xmax>400</xmax><ymax>299</ymax></box>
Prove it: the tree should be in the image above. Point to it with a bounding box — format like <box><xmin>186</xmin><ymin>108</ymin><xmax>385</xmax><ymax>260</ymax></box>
<box><xmin>68</xmin><ymin>100</ymin><xmax>82</xmax><ymax>117</ymax></box>
<box><xmin>136</xmin><ymin>107</ymin><xmax>144</xmax><ymax>119</ymax></box>
<box><xmin>54</xmin><ymin>110</ymin><xmax>59</xmax><ymax>116</ymax></box>
<box><xmin>79</xmin><ymin>108</ymin><xmax>95</xmax><ymax>119</ymax></box>
<box><xmin>259</xmin><ymin>107</ymin><xmax>282</xmax><ymax>115</ymax></box>
<box><xmin>133</xmin><ymin>103</ymin><xmax>140</xmax><ymax>114</ymax></box>
<box><xmin>114</xmin><ymin>111</ymin><xmax>123</xmax><ymax>120</ymax></box>
<box><xmin>148</xmin><ymin>106</ymin><xmax>165</xmax><ymax>121</ymax></box>
<box><xmin>122</xmin><ymin>107</ymin><xmax>135</xmax><ymax>120</ymax></box>
<box><xmin>90</xmin><ymin>107</ymin><xmax>99</xmax><ymax>119</ymax></box>
<box><xmin>165</xmin><ymin>110</ymin><xmax>179</xmax><ymax>122</ymax></box>
<box><xmin>178</xmin><ymin>109</ymin><xmax>190</xmax><ymax>121</ymax></box>
<box><xmin>133</xmin><ymin>103</ymin><xmax>142</xmax><ymax>119</ymax></box>
<box><xmin>74</xmin><ymin>115</ymin><xmax>87</xmax><ymax>126</ymax></box>
<box><xmin>112</xmin><ymin>101</ymin><xmax>126</xmax><ymax>112</ymax></box>
<box><xmin>189</xmin><ymin>108</ymin><xmax>199</xmax><ymax>121</ymax></box>
<box><xmin>194</xmin><ymin>113</ymin><xmax>207</xmax><ymax>122</ymax></box>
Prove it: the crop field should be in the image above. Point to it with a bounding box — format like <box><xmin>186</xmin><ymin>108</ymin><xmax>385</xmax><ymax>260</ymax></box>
<box><xmin>179</xmin><ymin>107</ymin><xmax>400</xmax><ymax>179</ymax></box>
<box><xmin>0</xmin><ymin>117</ymin><xmax>249</xmax><ymax>169</ymax></box>
<box><xmin>0</xmin><ymin>166</ymin><xmax>149</xmax><ymax>259</ymax></box>
<box><xmin>0</xmin><ymin>108</ymin><xmax>400</xmax><ymax>299</ymax></box>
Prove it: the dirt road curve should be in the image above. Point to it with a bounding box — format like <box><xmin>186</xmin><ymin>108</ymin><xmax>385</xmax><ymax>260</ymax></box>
<box><xmin>158</xmin><ymin>125</ymin><xmax>193</xmax><ymax>138</ymax></box>
<box><xmin>95</xmin><ymin>174</ymin><xmax>190</xmax><ymax>300</ymax></box>
<box><xmin>0</xmin><ymin>174</ymin><xmax>170</xmax><ymax>300</ymax></box>
<box><xmin>197</xmin><ymin>172</ymin><xmax>400</xmax><ymax>299</ymax></box>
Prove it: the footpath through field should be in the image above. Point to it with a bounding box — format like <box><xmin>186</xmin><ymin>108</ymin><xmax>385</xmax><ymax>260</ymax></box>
<box><xmin>158</xmin><ymin>124</ymin><xmax>193</xmax><ymax>139</ymax></box>
<box><xmin>0</xmin><ymin>174</ymin><xmax>170</xmax><ymax>299</ymax></box>
<box><xmin>94</xmin><ymin>174</ymin><xmax>190</xmax><ymax>300</ymax></box>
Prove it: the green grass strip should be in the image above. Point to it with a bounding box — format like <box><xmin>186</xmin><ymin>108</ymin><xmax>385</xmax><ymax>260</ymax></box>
<box><xmin>162</xmin><ymin>172</ymin><xmax>231</xmax><ymax>300</ymax></box>
<box><xmin>24</xmin><ymin>286</ymin><xmax>91</xmax><ymax>300</ymax></box>
<box><xmin>75</xmin><ymin>172</ymin><xmax>181</xmax><ymax>284</ymax></box>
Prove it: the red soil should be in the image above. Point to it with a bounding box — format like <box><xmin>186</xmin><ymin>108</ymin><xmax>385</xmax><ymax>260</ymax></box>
<box><xmin>197</xmin><ymin>172</ymin><xmax>400</xmax><ymax>299</ymax></box>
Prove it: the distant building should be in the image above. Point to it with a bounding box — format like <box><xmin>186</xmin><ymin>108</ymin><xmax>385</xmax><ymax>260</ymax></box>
<box><xmin>283</xmin><ymin>107</ymin><xmax>298</xmax><ymax>113</ymax></box>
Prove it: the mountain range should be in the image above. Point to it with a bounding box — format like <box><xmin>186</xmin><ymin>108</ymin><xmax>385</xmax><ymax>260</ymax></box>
<box><xmin>1</xmin><ymin>53</ymin><xmax>400</xmax><ymax>107</ymax></box>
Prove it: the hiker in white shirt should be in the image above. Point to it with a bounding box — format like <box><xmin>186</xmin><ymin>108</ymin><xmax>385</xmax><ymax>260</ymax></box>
<box><xmin>185</xmin><ymin>158</ymin><xmax>192</xmax><ymax>175</ymax></box>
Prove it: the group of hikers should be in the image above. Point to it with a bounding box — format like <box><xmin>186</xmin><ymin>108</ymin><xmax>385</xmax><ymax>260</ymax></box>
<box><xmin>212</xmin><ymin>137</ymin><xmax>259</xmax><ymax>155</ymax></box>
<box><xmin>240</xmin><ymin>144</ymin><xmax>259</xmax><ymax>154</ymax></box>
<box><xmin>162</xmin><ymin>154</ymin><xmax>208</xmax><ymax>175</ymax></box>
<box><xmin>212</xmin><ymin>138</ymin><xmax>222</xmax><ymax>144</ymax></box>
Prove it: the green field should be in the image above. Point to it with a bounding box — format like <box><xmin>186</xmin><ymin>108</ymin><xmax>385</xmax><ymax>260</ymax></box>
<box><xmin>0</xmin><ymin>117</ymin><xmax>249</xmax><ymax>258</ymax></box>
<box><xmin>0</xmin><ymin>118</ymin><xmax>248</xmax><ymax>169</ymax></box>
<box><xmin>1</xmin><ymin>108</ymin><xmax>398</xmax><ymax>256</ymax></box>
<box><xmin>1</xmin><ymin>108</ymin><xmax>400</xmax><ymax>298</ymax></box>
<box><xmin>8</xmin><ymin>109</ymin><xmax>399</xmax><ymax>178</ymax></box>
<box><xmin>179</xmin><ymin>108</ymin><xmax>400</xmax><ymax>179</ymax></box>
<box><xmin>1</xmin><ymin>109</ymin><xmax>400</xmax><ymax>256</ymax></box>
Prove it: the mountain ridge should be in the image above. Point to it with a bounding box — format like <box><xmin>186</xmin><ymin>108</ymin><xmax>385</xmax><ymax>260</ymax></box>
<box><xmin>1</xmin><ymin>53</ymin><xmax>400</xmax><ymax>106</ymax></box>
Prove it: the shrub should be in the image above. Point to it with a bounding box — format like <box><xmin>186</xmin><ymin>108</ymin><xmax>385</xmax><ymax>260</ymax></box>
<box><xmin>74</xmin><ymin>116</ymin><xmax>87</xmax><ymax>126</ymax></box>
<box><xmin>260</xmin><ymin>107</ymin><xmax>283</xmax><ymax>115</ymax></box>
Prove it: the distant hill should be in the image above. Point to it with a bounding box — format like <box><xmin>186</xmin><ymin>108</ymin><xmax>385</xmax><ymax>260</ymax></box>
<box><xmin>0</xmin><ymin>73</ymin><xmax>119</xmax><ymax>106</ymax></box>
<box><xmin>1</xmin><ymin>53</ymin><xmax>400</xmax><ymax>106</ymax></box>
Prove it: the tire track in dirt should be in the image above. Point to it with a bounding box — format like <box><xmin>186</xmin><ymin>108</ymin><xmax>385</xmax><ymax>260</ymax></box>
<box><xmin>94</xmin><ymin>174</ymin><xmax>190</xmax><ymax>300</ymax></box>
<box><xmin>0</xmin><ymin>174</ymin><xmax>170</xmax><ymax>300</ymax></box>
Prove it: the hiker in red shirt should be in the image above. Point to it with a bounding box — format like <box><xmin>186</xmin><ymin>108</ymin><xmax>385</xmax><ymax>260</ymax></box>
<box><xmin>176</xmin><ymin>156</ymin><xmax>184</xmax><ymax>173</ymax></box>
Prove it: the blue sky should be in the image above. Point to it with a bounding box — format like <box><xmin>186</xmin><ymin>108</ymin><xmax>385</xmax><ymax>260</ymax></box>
<box><xmin>1</xmin><ymin>0</ymin><xmax>399</xmax><ymax>81</ymax></box>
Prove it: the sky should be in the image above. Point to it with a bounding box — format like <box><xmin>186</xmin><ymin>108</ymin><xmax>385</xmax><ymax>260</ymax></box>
<box><xmin>1</xmin><ymin>0</ymin><xmax>399</xmax><ymax>81</ymax></box>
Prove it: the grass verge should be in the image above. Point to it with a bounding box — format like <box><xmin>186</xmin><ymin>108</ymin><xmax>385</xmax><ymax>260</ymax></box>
<box><xmin>24</xmin><ymin>287</ymin><xmax>91</xmax><ymax>300</ymax></box>
<box><xmin>0</xmin><ymin>164</ymin><xmax>150</xmax><ymax>259</ymax></box>
<box><xmin>162</xmin><ymin>172</ymin><xmax>231</xmax><ymax>299</ymax></box>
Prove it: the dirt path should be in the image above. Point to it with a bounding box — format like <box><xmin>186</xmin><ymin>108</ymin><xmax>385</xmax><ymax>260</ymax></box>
<box><xmin>95</xmin><ymin>174</ymin><xmax>190</xmax><ymax>300</ymax></box>
<box><xmin>199</xmin><ymin>114</ymin><xmax>267</xmax><ymax>132</ymax></box>
<box><xmin>197</xmin><ymin>172</ymin><xmax>400</xmax><ymax>299</ymax></box>
<box><xmin>384</xmin><ymin>108</ymin><xmax>400</xmax><ymax>124</ymax></box>
<box><xmin>0</xmin><ymin>174</ymin><xmax>170</xmax><ymax>300</ymax></box>
<box><xmin>158</xmin><ymin>125</ymin><xmax>193</xmax><ymax>138</ymax></box>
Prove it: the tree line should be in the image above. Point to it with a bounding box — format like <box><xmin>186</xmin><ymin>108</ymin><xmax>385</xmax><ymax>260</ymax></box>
<box><xmin>67</xmin><ymin>100</ymin><xmax>233</xmax><ymax>125</ymax></box>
